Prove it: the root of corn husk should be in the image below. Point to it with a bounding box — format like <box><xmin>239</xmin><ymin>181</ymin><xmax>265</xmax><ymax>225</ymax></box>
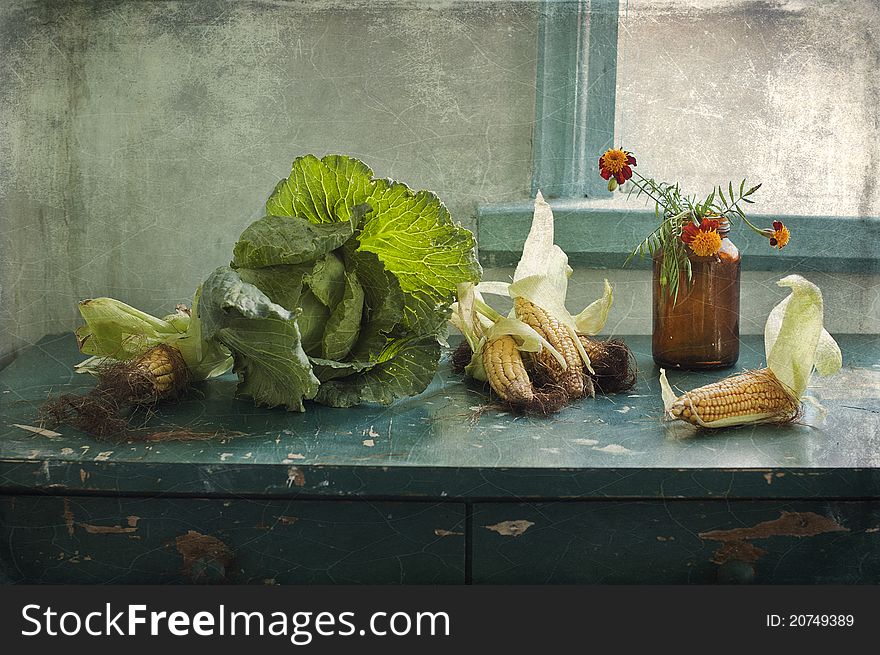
<box><xmin>41</xmin><ymin>344</ymin><xmax>189</xmax><ymax>440</ymax></box>
<box><xmin>577</xmin><ymin>336</ymin><xmax>638</xmax><ymax>395</ymax></box>
<box><xmin>451</xmin><ymin>334</ymin><xmax>635</xmax><ymax>416</ymax></box>
<box><xmin>451</xmin><ymin>340</ymin><xmax>473</xmax><ymax>374</ymax></box>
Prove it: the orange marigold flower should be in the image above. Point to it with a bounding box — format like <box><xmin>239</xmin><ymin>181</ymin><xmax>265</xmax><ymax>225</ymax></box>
<box><xmin>599</xmin><ymin>148</ymin><xmax>636</xmax><ymax>185</ymax></box>
<box><xmin>681</xmin><ymin>218</ymin><xmax>722</xmax><ymax>257</ymax></box>
<box><xmin>765</xmin><ymin>220</ymin><xmax>790</xmax><ymax>249</ymax></box>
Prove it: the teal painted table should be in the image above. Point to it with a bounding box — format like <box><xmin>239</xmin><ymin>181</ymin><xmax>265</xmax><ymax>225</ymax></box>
<box><xmin>1</xmin><ymin>334</ymin><xmax>878</xmax><ymax>584</ymax></box>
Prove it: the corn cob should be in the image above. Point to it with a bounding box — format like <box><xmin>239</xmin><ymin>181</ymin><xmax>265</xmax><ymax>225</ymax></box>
<box><xmin>667</xmin><ymin>368</ymin><xmax>798</xmax><ymax>427</ymax></box>
<box><xmin>482</xmin><ymin>335</ymin><xmax>535</xmax><ymax>404</ymax></box>
<box><xmin>136</xmin><ymin>344</ymin><xmax>186</xmax><ymax>394</ymax></box>
<box><xmin>101</xmin><ymin>343</ymin><xmax>190</xmax><ymax>404</ymax></box>
<box><xmin>515</xmin><ymin>298</ymin><xmax>590</xmax><ymax>398</ymax></box>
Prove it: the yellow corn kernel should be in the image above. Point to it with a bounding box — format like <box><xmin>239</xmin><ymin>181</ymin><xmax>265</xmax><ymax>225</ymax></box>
<box><xmin>482</xmin><ymin>335</ymin><xmax>535</xmax><ymax>404</ymax></box>
<box><xmin>668</xmin><ymin>368</ymin><xmax>798</xmax><ymax>426</ymax></box>
<box><xmin>134</xmin><ymin>344</ymin><xmax>187</xmax><ymax>396</ymax></box>
<box><xmin>514</xmin><ymin>298</ymin><xmax>588</xmax><ymax>397</ymax></box>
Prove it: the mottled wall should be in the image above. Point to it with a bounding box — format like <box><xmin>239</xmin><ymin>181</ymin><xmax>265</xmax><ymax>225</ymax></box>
<box><xmin>0</xmin><ymin>0</ymin><xmax>538</xmax><ymax>358</ymax></box>
<box><xmin>1</xmin><ymin>0</ymin><xmax>878</xmax><ymax>361</ymax></box>
<box><xmin>615</xmin><ymin>0</ymin><xmax>880</xmax><ymax>218</ymax></box>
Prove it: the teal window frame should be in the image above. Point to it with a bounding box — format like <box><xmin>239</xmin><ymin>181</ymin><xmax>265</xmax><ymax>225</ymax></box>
<box><xmin>479</xmin><ymin>0</ymin><xmax>879</xmax><ymax>274</ymax></box>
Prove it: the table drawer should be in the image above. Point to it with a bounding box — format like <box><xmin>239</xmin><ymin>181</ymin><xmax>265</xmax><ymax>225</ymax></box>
<box><xmin>0</xmin><ymin>495</ymin><xmax>465</xmax><ymax>584</ymax></box>
<box><xmin>472</xmin><ymin>501</ymin><xmax>880</xmax><ymax>584</ymax></box>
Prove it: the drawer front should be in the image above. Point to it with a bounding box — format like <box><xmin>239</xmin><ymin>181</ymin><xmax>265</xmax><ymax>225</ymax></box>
<box><xmin>472</xmin><ymin>501</ymin><xmax>880</xmax><ymax>584</ymax></box>
<box><xmin>0</xmin><ymin>495</ymin><xmax>465</xmax><ymax>584</ymax></box>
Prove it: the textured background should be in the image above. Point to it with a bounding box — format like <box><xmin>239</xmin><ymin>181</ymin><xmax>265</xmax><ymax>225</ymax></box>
<box><xmin>1</xmin><ymin>0</ymin><xmax>878</xmax><ymax>361</ymax></box>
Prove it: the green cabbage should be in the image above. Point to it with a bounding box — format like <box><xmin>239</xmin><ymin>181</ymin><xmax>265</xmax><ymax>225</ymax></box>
<box><xmin>199</xmin><ymin>154</ymin><xmax>481</xmax><ymax>410</ymax></box>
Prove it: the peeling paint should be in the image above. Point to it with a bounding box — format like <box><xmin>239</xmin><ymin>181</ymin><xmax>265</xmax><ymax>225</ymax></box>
<box><xmin>62</xmin><ymin>498</ymin><xmax>74</xmax><ymax>536</ymax></box>
<box><xmin>699</xmin><ymin>511</ymin><xmax>849</xmax><ymax>542</ymax></box>
<box><xmin>174</xmin><ymin>530</ymin><xmax>233</xmax><ymax>580</ymax></box>
<box><xmin>277</xmin><ymin>516</ymin><xmax>298</xmax><ymax>525</ymax></box>
<box><xmin>711</xmin><ymin>541</ymin><xmax>767</xmax><ymax>565</ymax></box>
<box><xmin>78</xmin><ymin>522</ymin><xmax>138</xmax><ymax>535</ymax></box>
<box><xmin>434</xmin><ymin>528</ymin><xmax>464</xmax><ymax>537</ymax></box>
<box><xmin>287</xmin><ymin>466</ymin><xmax>306</xmax><ymax>488</ymax></box>
<box><xmin>484</xmin><ymin>520</ymin><xmax>534</xmax><ymax>537</ymax></box>
<box><xmin>592</xmin><ymin>444</ymin><xmax>638</xmax><ymax>454</ymax></box>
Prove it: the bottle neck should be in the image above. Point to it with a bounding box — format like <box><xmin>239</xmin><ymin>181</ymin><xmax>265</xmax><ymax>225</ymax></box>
<box><xmin>717</xmin><ymin>219</ymin><xmax>731</xmax><ymax>238</ymax></box>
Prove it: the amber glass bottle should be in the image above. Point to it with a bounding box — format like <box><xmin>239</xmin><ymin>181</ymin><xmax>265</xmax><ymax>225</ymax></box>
<box><xmin>652</xmin><ymin>221</ymin><xmax>741</xmax><ymax>369</ymax></box>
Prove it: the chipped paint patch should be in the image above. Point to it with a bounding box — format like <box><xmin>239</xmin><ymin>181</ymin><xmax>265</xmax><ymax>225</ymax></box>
<box><xmin>434</xmin><ymin>529</ymin><xmax>464</xmax><ymax>537</ymax></box>
<box><xmin>287</xmin><ymin>466</ymin><xmax>306</xmax><ymax>488</ymax></box>
<box><xmin>78</xmin><ymin>522</ymin><xmax>138</xmax><ymax>535</ymax></box>
<box><xmin>711</xmin><ymin>541</ymin><xmax>768</xmax><ymax>565</ymax></box>
<box><xmin>699</xmin><ymin>511</ymin><xmax>849</xmax><ymax>542</ymax></box>
<box><xmin>571</xmin><ymin>438</ymin><xmax>599</xmax><ymax>446</ymax></box>
<box><xmin>592</xmin><ymin>444</ymin><xmax>637</xmax><ymax>454</ymax></box>
<box><xmin>79</xmin><ymin>468</ymin><xmax>89</xmax><ymax>484</ymax></box>
<box><xmin>62</xmin><ymin>498</ymin><xmax>74</xmax><ymax>536</ymax></box>
<box><xmin>94</xmin><ymin>451</ymin><xmax>113</xmax><ymax>461</ymax></box>
<box><xmin>277</xmin><ymin>516</ymin><xmax>298</xmax><ymax>525</ymax></box>
<box><xmin>363</xmin><ymin>439</ymin><xmax>375</xmax><ymax>447</ymax></box>
<box><xmin>174</xmin><ymin>530</ymin><xmax>233</xmax><ymax>580</ymax></box>
<box><xmin>219</xmin><ymin>453</ymin><xmax>234</xmax><ymax>461</ymax></box>
<box><xmin>484</xmin><ymin>520</ymin><xmax>535</xmax><ymax>537</ymax></box>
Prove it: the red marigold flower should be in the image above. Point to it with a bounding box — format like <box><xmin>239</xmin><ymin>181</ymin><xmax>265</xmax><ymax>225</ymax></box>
<box><xmin>599</xmin><ymin>148</ymin><xmax>637</xmax><ymax>185</ymax></box>
<box><xmin>680</xmin><ymin>218</ymin><xmax>722</xmax><ymax>257</ymax></box>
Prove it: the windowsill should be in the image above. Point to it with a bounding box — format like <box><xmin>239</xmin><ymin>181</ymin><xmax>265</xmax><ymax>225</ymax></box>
<box><xmin>476</xmin><ymin>199</ymin><xmax>880</xmax><ymax>273</ymax></box>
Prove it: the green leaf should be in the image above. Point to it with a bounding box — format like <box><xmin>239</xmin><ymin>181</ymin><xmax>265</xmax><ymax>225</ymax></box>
<box><xmin>322</xmin><ymin>269</ymin><xmax>365</xmax><ymax>361</ymax></box>
<box><xmin>342</xmin><ymin>245</ymin><xmax>405</xmax><ymax>360</ymax></box>
<box><xmin>237</xmin><ymin>264</ymin><xmax>311</xmax><ymax>313</ymax></box>
<box><xmin>313</xmin><ymin>336</ymin><xmax>440</xmax><ymax>408</ymax></box>
<box><xmin>233</xmin><ymin>214</ymin><xmax>354</xmax><ymax>269</ymax></box>
<box><xmin>306</xmin><ymin>252</ymin><xmax>347</xmax><ymax>308</ymax></box>
<box><xmin>266</xmin><ymin>154</ymin><xmax>374</xmax><ymax>224</ymax></box>
<box><xmin>296</xmin><ymin>289</ymin><xmax>330</xmax><ymax>355</ymax></box>
<box><xmin>199</xmin><ymin>266</ymin><xmax>319</xmax><ymax>411</ymax></box>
